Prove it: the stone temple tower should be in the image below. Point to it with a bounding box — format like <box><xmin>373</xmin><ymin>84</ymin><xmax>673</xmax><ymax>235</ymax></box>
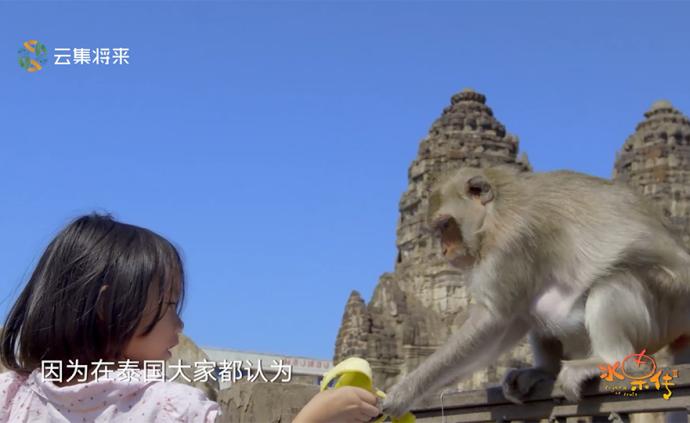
<box><xmin>613</xmin><ymin>100</ymin><xmax>690</xmax><ymax>250</ymax></box>
<box><xmin>333</xmin><ymin>89</ymin><xmax>532</xmax><ymax>392</ymax></box>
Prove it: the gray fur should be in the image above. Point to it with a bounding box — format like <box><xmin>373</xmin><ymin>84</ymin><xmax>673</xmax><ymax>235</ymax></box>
<box><xmin>381</xmin><ymin>166</ymin><xmax>690</xmax><ymax>417</ymax></box>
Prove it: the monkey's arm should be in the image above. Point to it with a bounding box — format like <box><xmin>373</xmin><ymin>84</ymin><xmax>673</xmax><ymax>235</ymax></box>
<box><xmin>382</xmin><ymin>303</ymin><xmax>528</xmax><ymax>417</ymax></box>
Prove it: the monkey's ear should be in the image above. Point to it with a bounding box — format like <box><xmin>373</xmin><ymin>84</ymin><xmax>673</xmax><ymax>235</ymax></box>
<box><xmin>466</xmin><ymin>175</ymin><xmax>494</xmax><ymax>205</ymax></box>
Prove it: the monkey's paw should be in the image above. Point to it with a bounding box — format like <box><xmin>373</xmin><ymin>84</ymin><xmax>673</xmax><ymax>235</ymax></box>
<box><xmin>501</xmin><ymin>367</ymin><xmax>554</xmax><ymax>404</ymax></box>
<box><xmin>381</xmin><ymin>382</ymin><xmax>415</xmax><ymax>419</ymax></box>
<box><xmin>555</xmin><ymin>366</ymin><xmax>583</xmax><ymax>403</ymax></box>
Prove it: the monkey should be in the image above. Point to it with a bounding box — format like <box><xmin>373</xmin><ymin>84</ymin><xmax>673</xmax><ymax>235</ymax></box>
<box><xmin>380</xmin><ymin>165</ymin><xmax>690</xmax><ymax>418</ymax></box>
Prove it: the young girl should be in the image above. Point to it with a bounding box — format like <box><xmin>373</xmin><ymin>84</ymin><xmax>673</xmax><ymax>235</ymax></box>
<box><xmin>0</xmin><ymin>214</ymin><xmax>380</xmax><ymax>422</ymax></box>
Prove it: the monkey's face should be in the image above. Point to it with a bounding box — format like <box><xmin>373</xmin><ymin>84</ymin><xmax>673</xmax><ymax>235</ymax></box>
<box><xmin>428</xmin><ymin>170</ymin><xmax>494</xmax><ymax>268</ymax></box>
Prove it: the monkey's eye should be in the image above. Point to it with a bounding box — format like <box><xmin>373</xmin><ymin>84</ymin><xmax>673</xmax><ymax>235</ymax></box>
<box><xmin>468</xmin><ymin>186</ymin><xmax>483</xmax><ymax>197</ymax></box>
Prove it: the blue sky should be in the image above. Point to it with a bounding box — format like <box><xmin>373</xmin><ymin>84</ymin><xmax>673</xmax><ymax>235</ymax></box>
<box><xmin>1</xmin><ymin>1</ymin><xmax>689</xmax><ymax>360</ymax></box>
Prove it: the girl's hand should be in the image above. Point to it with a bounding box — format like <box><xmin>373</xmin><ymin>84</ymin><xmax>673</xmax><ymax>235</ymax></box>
<box><xmin>293</xmin><ymin>386</ymin><xmax>381</xmax><ymax>423</ymax></box>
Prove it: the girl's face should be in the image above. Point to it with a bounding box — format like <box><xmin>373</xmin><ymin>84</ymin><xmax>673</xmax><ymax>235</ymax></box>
<box><xmin>122</xmin><ymin>283</ymin><xmax>184</xmax><ymax>363</ymax></box>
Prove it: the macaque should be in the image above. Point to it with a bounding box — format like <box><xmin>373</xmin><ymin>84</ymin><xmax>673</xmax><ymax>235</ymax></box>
<box><xmin>381</xmin><ymin>165</ymin><xmax>690</xmax><ymax>417</ymax></box>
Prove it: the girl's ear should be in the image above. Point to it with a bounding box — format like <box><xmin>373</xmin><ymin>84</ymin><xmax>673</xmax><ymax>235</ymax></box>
<box><xmin>95</xmin><ymin>284</ymin><xmax>110</xmax><ymax>322</ymax></box>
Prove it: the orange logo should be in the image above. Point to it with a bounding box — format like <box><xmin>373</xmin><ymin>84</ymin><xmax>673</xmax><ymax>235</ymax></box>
<box><xmin>599</xmin><ymin>350</ymin><xmax>678</xmax><ymax>399</ymax></box>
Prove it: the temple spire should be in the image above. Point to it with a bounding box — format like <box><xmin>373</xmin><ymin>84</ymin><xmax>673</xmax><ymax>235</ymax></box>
<box><xmin>613</xmin><ymin>99</ymin><xmax>690</xmax><ymax>249</ymax></box>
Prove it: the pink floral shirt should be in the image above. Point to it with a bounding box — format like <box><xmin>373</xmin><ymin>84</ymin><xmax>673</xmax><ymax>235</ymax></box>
<box><xmin>0</xmin><ymin>368</ymin><xmax>220</xmax><ymax>422</ymax></box>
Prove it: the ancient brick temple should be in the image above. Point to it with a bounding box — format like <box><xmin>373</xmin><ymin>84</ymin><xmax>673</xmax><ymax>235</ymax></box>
<box><xmin>613</xmin><ymin>100</ymin><xmax>690</xmax><ymax>250</ymax></box>
<box><xmin>333</xmin><ymin>89</ymin><xmax>690</xmax><ymax>394</ymax></box>
<box><xmin>333</xmin><ymin>88</ymin><xmax>533</xmax><ymax>392</ymax></box>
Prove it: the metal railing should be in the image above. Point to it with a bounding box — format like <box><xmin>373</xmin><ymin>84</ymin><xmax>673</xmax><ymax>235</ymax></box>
<box><xmin>408</xmin><ymin>364</ymin><xmax>690</xmax><ymax>423</ymax></box>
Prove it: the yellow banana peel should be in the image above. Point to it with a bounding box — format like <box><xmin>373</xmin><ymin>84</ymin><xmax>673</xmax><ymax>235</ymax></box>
<box><xmin>320</xmin><ymin>357</ymin><xmax>415</xmax><ymax>423</ymax></box>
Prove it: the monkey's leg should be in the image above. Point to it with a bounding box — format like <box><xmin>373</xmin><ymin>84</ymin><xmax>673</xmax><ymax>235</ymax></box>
<box><xmin>556</xmin><ymin>278</ymin><xmax>648</xmax><ymax>402</ymax></box>
<box><xmin>502</xmin><ymin>332</ymin><xmax>563</xmax><ymax>403</ymax></box>
<box><xmin>555</xmin><ymin>356</ymin><xmax>606</xmax><ymax>402</ymax></box>
<box><xmin>381</xmin><ymin>304</ymin><xmax>529</xmax><ymax>418</ymax></box>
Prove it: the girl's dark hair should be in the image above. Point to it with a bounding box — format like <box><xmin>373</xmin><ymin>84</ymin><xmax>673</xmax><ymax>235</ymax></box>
<box><xmin>0</xmin><ymin>213</ymin><xmax>185</xmax><ymax>375</ymax></box>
